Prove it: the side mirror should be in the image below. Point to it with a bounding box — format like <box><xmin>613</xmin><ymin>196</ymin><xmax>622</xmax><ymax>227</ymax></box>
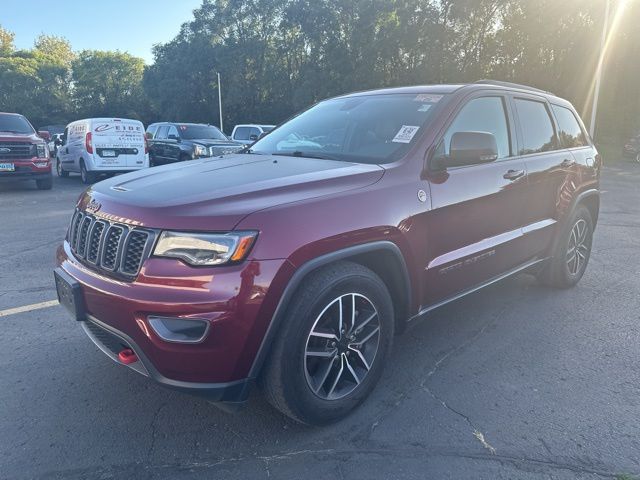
<box><xmin>38</xmin><ymin>130</ymin><xmax>51</xmax><ymax>141</ymax></box>
<box><xmin>444</xmin><ymin>131</ymin><xmax>498</xmax><ymax>168</ymax></box>
<box><xmin>249</xmin><ymin>134</ymin><xmax>259</xmax><ymax>142</ymax></box>
<box><xmin>168</xmin><ymin>134</ymin><xmax>180</xmax><ymax>142</ymax></box>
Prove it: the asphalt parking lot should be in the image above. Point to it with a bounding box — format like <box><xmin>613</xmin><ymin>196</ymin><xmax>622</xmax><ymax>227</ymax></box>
<box><xmin>1</xmin><ymin>159</ymin><xmax>639</xmax><ymax>480</ymax></box>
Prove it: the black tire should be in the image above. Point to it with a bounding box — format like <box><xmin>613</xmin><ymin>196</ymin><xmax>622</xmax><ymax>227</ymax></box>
<box><xmin>538</xmin><ymin>205</ymin><xmax>594</xmax><ymax>288</ymax></box>
<box><xmin>36</xmin><ymin>177</ymin><xmax>53</xmax><ymax>190</ymax></box>
<box><xmin>260</xmin><ymin>261</ymin><xmax>394</xmax><ymax>425</ymax></box>
<box><xmin>56</xmin><ymin>158</ymin><xmax>69</xmax><ymax>178</ymax></box>
<box><xmin>80</xmin><ymin>160</ymin><xmax>95</xmax><ymax>184</ymax></box>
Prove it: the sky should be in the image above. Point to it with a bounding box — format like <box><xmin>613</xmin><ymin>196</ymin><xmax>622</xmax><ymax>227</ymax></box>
<box><xmin>1</xmin><ymin>0</ymin><xmax>203</xmax><ymax>63</ymax></box>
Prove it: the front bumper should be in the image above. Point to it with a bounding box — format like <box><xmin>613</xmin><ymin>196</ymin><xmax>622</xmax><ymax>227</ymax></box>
<box><xmin>56</xmin><ymin>241</ymin><xmax>293</xmax><ymax>402</ymax></box>
<box><xmin>0</xmin><ymin>158</ymin><xmax>51</xmax><ymax>181</ymax></box>
<box><xmin>81</xmin><ymin>314</ymin><xmax>252</xmax><ymax>402</ymax></box>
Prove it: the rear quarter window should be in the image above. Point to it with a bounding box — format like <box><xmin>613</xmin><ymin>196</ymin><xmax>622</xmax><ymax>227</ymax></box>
<box><xmin>513</xmin><ymin>98</ymin><xmax>558</xmax><ymax>155</ymax></box>
<box><xmin>552</xmin><ymin>105</ymin><xmax>588</xmax><ymax>148</ymax></box>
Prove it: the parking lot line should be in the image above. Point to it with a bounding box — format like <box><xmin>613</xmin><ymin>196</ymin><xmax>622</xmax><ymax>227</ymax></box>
<box><xmin>0</xmin><ymin>300</ymin><xmax>59</xmax><ymax>318</ymax></box>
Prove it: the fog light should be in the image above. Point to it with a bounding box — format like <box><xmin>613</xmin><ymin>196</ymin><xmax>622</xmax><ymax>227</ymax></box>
<box><xmin>147</xmin><ymin>316</ymin><xmax>210</xmax><ymax>344</ymax></box>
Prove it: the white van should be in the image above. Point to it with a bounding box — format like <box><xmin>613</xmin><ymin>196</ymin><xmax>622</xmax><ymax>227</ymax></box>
<box><xmin>55</xmin><ymin>118</ymin><xmax>149</xmax><ymax>184</ymax></box>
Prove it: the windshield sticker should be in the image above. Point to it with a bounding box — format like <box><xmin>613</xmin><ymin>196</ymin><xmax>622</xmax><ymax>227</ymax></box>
<box><xmin>392</xmin><ymin>125</ymin><xmax>420</xmax><ymax>143</ymax></box>
<box><xmin>414</xmin><ymin>94</ymin><xmax>443</xmax><ymax>103</ymax></box>
<box><xmin>417</xmin><ymin>104</ymin><xmax>432</xmax><ymax>112</ymax></box>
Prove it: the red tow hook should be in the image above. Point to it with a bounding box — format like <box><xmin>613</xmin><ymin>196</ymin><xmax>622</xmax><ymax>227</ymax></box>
<box><xmin>118</xmin><ymin>348</ymin><xmax>138</xmax><ymax>365</ymax></box>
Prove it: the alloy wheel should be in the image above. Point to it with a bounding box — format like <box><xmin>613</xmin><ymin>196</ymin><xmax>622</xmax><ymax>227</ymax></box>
<box><xmin>566</xmin><ymin>218</ymin><xmax>589</xmax><ymax>276</ymax></box>
<box><xmin>304</xmin><ymin>293</ymin><xmax>380</xmax><ymax>400</ymax></box>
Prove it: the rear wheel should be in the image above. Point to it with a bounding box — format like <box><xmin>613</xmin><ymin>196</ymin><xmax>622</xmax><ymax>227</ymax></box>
<box><xmin>36</xmin><ymin>177</ymin><xmax>53</xmax><ymax>190</ymax></box>
<box><xmin>56</xmin><ymin>158</ymin><xmax>69</xmax><ymax>178</ymax></box>
<box><xmin>80</xmin><ymin>160</ymin><xmax>95</xmax><ymax>184</ymax></box>
<box><xmin>538</xmin><ymin>205</ymin><xmax>594</xmax><ymax>288</ymax></box>
<box><xmin>261</xmin><ymin>261</ymin><xmax>394</xmax><ymax>425</ymax></box>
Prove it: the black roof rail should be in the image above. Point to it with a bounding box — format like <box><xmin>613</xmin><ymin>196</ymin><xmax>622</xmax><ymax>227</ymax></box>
<box><xmin>474</xmin><ymin>79</ymin><xmax>553</xmax><ymax>96</ymax></box>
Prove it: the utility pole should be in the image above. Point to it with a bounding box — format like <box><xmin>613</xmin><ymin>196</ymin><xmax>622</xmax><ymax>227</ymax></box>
<box><xmin>589</xmin><ymin>0</ymin><xmax>611</xmax><ymax>139</ymax></box>
<box><xmin>217</xmin><ymin>72</ymin><xmax>224</xmax><ymax>133</ymax></box>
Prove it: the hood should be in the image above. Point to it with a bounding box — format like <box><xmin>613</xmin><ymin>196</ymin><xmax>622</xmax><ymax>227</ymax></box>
<box><xmin>82</xmin><ymin>154</ymin><xmax>385</xmax><ymax>231</ymax></box>
<box><xmin>190</xmin><ymin>139</ymin><xmax>242</xmax><ymax>147</ymax></box>
<box><xmin>0</xmin><ymin>132</ymin><xmax>42</xmax><ymax>143</ymax></box>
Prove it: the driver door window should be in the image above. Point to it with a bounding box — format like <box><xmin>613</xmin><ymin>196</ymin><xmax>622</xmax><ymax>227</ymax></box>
<box><xmin>442</xmin><ymin>96</ymin><xmax>511</xmax><ymax>160</ymax></box>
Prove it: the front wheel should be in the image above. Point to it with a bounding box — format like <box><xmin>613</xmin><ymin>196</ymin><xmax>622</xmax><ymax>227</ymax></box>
<box><xmin>261</xmin><ymin>261</ymin><xmax>394</xmax><ymax>425</ymax></box>
<box><xmin>538</xmin><ymin>205</ymin><xmax>594</xmax><ymax>288</ymax></box>
<box><xmin>56</xmin><ymin>158</ymin><xmax>69</xmax><ymax>178</ymax></box>
<box><xmin>80</xmin><ymin>161</ymin><xmax>95</xmax><ymax>184</ymax></box>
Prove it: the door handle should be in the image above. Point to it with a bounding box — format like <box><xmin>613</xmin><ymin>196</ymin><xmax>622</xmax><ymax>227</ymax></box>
<box><xmin>503</xmin><ymin>169</ymin><xmax>525</xmax><ymax>181</ymax></box>
<box><xmin>561</xmin><ymin>158</ymin><xmax>576</xmax><ymax>168</ymax></box>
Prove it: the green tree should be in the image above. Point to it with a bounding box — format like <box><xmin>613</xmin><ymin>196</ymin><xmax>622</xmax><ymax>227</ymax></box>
<box><xmin>72</xmin><ymin>50</ymin><xmax>152</xmax><ymax>121</ymax></box>
<box><xmin>0</xmin><ymin>24</ymin><xmax>14</xmax><ymax>56</ymax></box>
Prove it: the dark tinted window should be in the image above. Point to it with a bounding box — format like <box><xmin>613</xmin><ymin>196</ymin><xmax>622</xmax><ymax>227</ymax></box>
<box><xmin>234</xmin><ymin>127</ymin><xmax>251</xmax><ymax>141</ymax></box>
<box><xmin>0</xmin><ymin>114</ymin><xmax>34</xmax><ymax>134</ymax></box>
<box><xmin>514</xmin><ymin>99</ymin><xmax>557</xmax><ymax>155</ymax></box>
<box><xmin>167</xmin><ymin>126</ymin><xmax>179</xmax><ymax>139</ymax></box>
<box><xmin>552</xmin><ymin>105</ymin><xmax>587</xmax><ymax>148</ymax></box>
<box><xmin>146</xmin><ymin>125</ymin><xmax>158</xmax><ymax>139</ymax></box>
<box><xmin>444</xmin><ymin>97</ymin><xmax>510</xmax><ymax>159</ymax></box>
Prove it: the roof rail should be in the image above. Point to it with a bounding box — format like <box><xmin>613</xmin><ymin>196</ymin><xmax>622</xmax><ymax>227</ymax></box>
<box><xmin>474</xmin><ymin>79</ymin><xmax>553</xmax><ymax>95</ymax></box>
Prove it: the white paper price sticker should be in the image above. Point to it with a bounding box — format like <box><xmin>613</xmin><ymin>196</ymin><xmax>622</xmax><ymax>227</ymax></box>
<box><xmin>392</xmin><ymin>125</ymin><xmax>420</xmax><ymax>144</ymax></box>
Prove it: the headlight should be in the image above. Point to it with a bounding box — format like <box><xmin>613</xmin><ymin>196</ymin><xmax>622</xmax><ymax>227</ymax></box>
<box><xmin>194</xmin><ymin>144</ymin><xmax>208</xmax><ymax>157</ymax></box>
<box><xmin>153</xmin><ymin>231</ymin><xmax>257</xmax><ymax>266</ymax></box>
<box><xmin>36</xmin><ymin>143</ymin><xmax>48</xmax><ymax>158</ymax></box>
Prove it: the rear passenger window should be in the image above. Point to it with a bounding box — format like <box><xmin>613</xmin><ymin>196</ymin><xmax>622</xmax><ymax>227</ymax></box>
<box><xmin>514</xmin><ymin>99</ymin><xmax>557</xmax><ymax>155</ymax></box>
<box><xmin>444</xmin><ymin>97</ymin><xmax>510</xmax><ymax>159</ymax></box>
<box><xmin>155</xmin><ymin>126</ymin><xmax>169</xmax><ymax>140</ymax></box>
<box><xmin>552</xmin><ymin>105</ymin><xmax>588</xmax><ymax>148</ymax></box>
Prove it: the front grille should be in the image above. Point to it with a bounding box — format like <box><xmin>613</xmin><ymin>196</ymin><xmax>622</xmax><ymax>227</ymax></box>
<box><xmin>68</xmin><ymin>210</ymin><xmax>155</xmax><ymax>279</ymax></box>
<box><xmin>0</xmin><ymin>142</ymin><xmax>34</xmax><ymax>159</ymax></box>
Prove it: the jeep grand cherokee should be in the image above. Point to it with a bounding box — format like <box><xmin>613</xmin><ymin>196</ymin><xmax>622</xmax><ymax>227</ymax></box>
<box><xmin>54</xmin><ymin>81</ymin><xmax>600</xmax><ymax>425</ymax></box>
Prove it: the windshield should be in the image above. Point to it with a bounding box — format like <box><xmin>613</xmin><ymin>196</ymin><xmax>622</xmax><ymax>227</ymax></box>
<box><xmin>0</xmin><ymin>115</ymin><xmax>35</xmax><ymax>135</ymax></box>
<box><xmin>250</xmin><ymin>93</ymin><xmax>446</xmax><ymax>163</ymax></box>
<box><xmin>178</xmin><ymin>124</ymin><xmax>227</xmax><ymax>140</ymax></box>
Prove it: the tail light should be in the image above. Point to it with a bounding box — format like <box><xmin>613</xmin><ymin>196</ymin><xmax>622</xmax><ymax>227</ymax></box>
<box><xmin>85</xmin><ymin>132</ymin><xmax>93</xmax><ymax>154</ymax></box>
<box><xmin>144</xmin><ymin>135</ymin><xmax>149</xmax><ymax>154</ymax></box>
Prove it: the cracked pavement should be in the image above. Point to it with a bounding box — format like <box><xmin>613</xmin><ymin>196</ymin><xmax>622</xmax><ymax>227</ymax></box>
<box><xmin>1</xmin><ymin>160</ymin><xmax>639</xmax><ymax>479</ymax></box>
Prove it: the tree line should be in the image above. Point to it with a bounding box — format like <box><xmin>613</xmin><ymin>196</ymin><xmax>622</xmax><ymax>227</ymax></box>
<box><xmin>1</xmin><ymin>0</ymin><xmax>638</xmax><ymax>142</ymax></box>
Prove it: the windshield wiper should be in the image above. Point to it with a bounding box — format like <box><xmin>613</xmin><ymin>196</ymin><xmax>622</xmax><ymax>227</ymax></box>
<box><xmin>272</xmin><ymin>151</ymin><xmax>339</xmax><ymax>161</ymax></box>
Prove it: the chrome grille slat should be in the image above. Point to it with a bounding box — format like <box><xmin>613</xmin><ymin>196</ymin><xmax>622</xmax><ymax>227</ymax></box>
<box><xmin>0</xmin><ymin>142</ymin><xmax>33</xmax><ymax>159</ymax></box>
<box><xmin>67</xmin><ymin>210</ymin><xmax>154</xmax><ymax>279</ymax></box>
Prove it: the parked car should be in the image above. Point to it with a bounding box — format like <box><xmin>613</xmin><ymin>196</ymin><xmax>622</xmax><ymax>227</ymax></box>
<box><xmin>146</xmin><ymin>122</ymin><xmax>243</xmax><ymax>166</ymax></box>
<box><xmin>622</xmin><ymin>133</ymin><xmax>640</xmax><ymax>162</ymax></box>
<box><xmin>0</xmin><ymin>112</ymin><xmax>52</xmax><ymax>190</ymax></box>
<box><xmin>56</xmin><ymin>118</ymin><xmax>149</xmax><ymax>184</ymax></box>
<box><xmin>54</xmin><ymin>81</ymin><xmax>600</xmax><ymax>425</ymax></box>
<box><xmin>230</xmin><ymin>124</ymin><xmax>276</xmax><ymax>144</ymax></box>
<box><xmin>49</xmin><ymin>133</ymin><xmax>63</xmax><ymax>158</ymax></box>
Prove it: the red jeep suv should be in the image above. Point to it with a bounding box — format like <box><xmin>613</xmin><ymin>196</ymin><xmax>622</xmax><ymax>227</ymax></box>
<box><xmin>54</xmin><ymin>81</ymin><xmax>600</xmax><ymax>424</ymax></box>
<box><xmin>0</xmin><ymin>113</ymin><xmax>52</xmax><ymax>190</ymax></box>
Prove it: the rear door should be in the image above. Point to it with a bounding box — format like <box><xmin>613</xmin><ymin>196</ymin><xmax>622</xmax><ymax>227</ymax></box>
<box><xmin>509</xmin><ymin>95</ymin><xmax>573</xmax><ymax>258</ymax></box>
<box><xmin>153</xmin><ymin>125</ymin><xmax>169</xmax><ymax>162</ymax></box>
<box><xmin>424</xmin><ymin>93</ymin><xmax>529</xmax><ymax>305</ymax></box>
<box><xmin>92</xmin><ymin>120</ymin><xmax>146</xmax><ymax>170</ymax></box>
<box><xmin>165</xmin><ymin>125</ymin><xmax>181</xmax><ymax>162</ymax></box>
